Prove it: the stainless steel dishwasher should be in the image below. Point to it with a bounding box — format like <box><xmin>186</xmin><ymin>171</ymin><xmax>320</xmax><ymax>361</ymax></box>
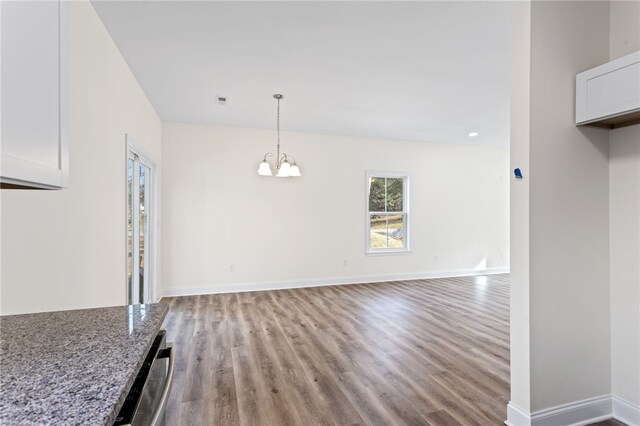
<box><xmin>114</xmin><ymin>330</ymin><xmax>174</xmax><ymax>426</ymax></box>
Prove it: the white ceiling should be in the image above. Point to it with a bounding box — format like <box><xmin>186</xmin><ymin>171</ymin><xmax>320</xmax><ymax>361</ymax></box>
<box><xmin>92</xmin><ymin>1</ymin><xmax>510</xmax><ymax>147</ymax></box>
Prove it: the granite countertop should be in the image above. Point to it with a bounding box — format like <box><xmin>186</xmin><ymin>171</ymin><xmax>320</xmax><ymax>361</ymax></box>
<box><xmin>0</xmin><ymin>303</ymin><xmax>169</xmax><ymax>426</ymax></box>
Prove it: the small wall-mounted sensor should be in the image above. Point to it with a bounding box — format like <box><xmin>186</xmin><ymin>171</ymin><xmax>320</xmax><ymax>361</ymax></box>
<box><xmin>216</xmin><ymin>96</ymin><xmax>228</xmax><ymax>105</ymax></box>
<box><xmin>514</xmin><ymin>168</ymin><xmax>523</xmax><ymax>179</ymax></box>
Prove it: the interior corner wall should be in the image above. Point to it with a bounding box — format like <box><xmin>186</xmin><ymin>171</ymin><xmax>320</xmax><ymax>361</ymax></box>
<box><xmin>528</xmin><ymin>0</ymin><xmax>611</xmax><ymax>412</ymax></box>
<box><xmin>609</xmin><ymin>0</ymin><xmax>640</xmax><ymax>408</ymax></box>
<box><xmin>160</xmin><ymin>122</ymin><xmax>509</xmax><ymax>296</ymax></box>
<box><xmin>0</xmin><ymin>1</ymin><xmax>162</xmax><ymax>315</ymax></box>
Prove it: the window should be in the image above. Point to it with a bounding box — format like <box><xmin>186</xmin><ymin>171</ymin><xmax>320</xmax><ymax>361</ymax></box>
<box><xmin>366</xmin><ymin>172</ymin><xmax>409</xmax><ymax>253</ymax></box>
<box><xmin>127</xmin><ymin>137</ymin><xmax>156</xmax><ymax>304</ymax></box>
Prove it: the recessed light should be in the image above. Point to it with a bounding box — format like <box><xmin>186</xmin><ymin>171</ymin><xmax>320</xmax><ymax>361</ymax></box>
<box><xmin>468</xmin><ymin>132</ymin><xmax>479</xmax><ymax>137</ymax></box>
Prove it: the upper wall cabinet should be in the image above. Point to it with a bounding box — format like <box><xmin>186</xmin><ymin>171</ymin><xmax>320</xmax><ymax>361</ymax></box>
<box><xmin>576</xmin><ymin>51</ymin><xmax>640</xmax><ymax>129</ymax></box>
<box><xmin>1</xmin><ymin>1</ymin><xmax>69</xmax><ymax>189</ymax></box>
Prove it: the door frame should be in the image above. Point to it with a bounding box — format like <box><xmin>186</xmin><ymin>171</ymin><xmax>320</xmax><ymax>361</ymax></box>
<box><xmin>125</xmin><ymin>134</ymin><xmax>159</xmax><ymax>304</ymax></box>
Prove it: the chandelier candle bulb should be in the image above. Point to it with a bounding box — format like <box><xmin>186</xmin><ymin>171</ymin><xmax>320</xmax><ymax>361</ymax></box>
<box><xmin>257</xmin><ymin>94</ymin><xmax>301</xmax><ymax>178</ymax></box>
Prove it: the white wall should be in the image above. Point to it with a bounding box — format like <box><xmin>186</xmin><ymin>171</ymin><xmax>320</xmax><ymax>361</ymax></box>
<box><xmin>610</xmin><ymin>126</ymin><xmax>640</xmax><ymax>407</ymax></box>
<box><xmin>509</xmin><ymin>0</ymin><xmax>532</xmax><ymax>414</ymax></box>
<box><xmin>609</xmin><ymin>0</ymin><xmax>640</xmax><ymax>408</ymax></box>
<box><xmin>528</xmin><ymin>0</ymin><xmax>611</xmax><ymax>411</ymax></box>
<box><xmin>0</xmin><ymin>1</ymin><xmax>161</xmax><ymax>315</ymax></box>
<box><xmin>509</xmin><ymin>0</ymin><xmax>612</xmax><ymax>419</ymax></box>
<box><xmin>161</xmin><ymin>122</ymin><xmax>509</xmax><ymax>296</ymax></box>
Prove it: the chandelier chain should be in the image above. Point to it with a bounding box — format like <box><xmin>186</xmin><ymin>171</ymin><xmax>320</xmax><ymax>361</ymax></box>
<box><xmin>276</xmin><ymin>97</ymin><xmax>280</xmax><ymax>151</ymax></box>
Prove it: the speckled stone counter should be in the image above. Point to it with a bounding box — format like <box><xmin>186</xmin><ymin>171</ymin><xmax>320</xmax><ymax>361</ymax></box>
<box><xmin>0</xmin><ymin>303</ymin><xmax>169</xmax><ymax>426</ymax></box>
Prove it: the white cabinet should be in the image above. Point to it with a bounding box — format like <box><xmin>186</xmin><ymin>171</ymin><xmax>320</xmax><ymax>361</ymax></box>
<box><xmin>576</xmin><ymin>51</ymin><xmax>640</xmax><ymax>129</ymax></box>
<box><xmin>1</xmin><ymin>1</ymin><xmax>68</xmax><ymax>189</ymax></box>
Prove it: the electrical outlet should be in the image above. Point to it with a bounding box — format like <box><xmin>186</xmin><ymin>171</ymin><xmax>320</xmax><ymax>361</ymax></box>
<box><xmin>342</xmin><ymin>259</ymin><xmax>348</xmax><ymax>267</ymax></box>
<box><xmin>434</xmin><ymin>255</ymin><xmax>439</xmax><ymax>263</ymax></box>
<box><xmin>229</xmin><ymin>264</ymin><xmax>235</xmax><ymax>272</ymax></box>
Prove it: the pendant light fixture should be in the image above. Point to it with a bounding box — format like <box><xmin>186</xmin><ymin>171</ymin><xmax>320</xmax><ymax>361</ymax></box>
<box><xmin>257</xmin><ymin>94</ymin><xmax>301</xmax><ymax>177</ymax></box>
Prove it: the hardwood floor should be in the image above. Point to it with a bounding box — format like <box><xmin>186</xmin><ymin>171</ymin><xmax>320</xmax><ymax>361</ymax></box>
<box><xmin>589</xmin><ymin>420</ymin><xmax>628</xmax><ymax>426</ymax></box>
<box><xmin>161</xmin><ymin>274</ymin><xmax>511</xmax><ymax>425</ymax></box>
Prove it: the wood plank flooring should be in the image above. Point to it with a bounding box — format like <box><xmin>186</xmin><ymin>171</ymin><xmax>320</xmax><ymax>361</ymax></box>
<box><xmin>161</xmin><ymin>274</ymin><xmax>511</xmax><ymax>425</ymax></box>
<box><xmin>589</xmin><ymin>420</ymin><xmax>628</xmax><ymax>426</ymax></box>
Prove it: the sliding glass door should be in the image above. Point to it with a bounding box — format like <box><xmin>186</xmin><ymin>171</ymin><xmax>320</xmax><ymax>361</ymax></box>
<box><xmin>127</xmin><ymin>143</ymin><xmax>154</xmax><ymax>305</ymax></box>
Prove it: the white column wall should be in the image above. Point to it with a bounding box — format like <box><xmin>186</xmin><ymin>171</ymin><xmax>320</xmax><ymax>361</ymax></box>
<box><xmin>609</xmin><ymin>0</ymin><xmax>640</xmax><ymax>408</ymax></box>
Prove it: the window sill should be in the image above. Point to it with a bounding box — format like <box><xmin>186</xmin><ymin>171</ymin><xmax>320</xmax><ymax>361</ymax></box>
<box><xmin>365</xmin><ymin>250</ymin><xmax>413</xmax><ymax>256</ymax></box>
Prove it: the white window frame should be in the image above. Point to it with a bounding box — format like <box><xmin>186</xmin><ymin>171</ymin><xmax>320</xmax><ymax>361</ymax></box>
<box><xmin>365</xmin><ymin>171</ymin><xmax>411</xmax><ymax>255</ymax></box>
<box><xmin>125</xmin><ymin>134</ymin><xmax>159</xmax><ymax>304</ymax></box>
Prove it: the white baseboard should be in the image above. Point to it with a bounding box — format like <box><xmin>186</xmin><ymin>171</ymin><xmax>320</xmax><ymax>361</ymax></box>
<box><xmin>507</xmin><ymin>401</ymin><xmax>531</xmax><ymax>426</ymax></box>
<box><xmin>613</xmin><ymin>396</ymin><xmax>640</xmax><ymax>426</ymax></box>
<box><xmin>507</xmin><ymin>395</ymin><xmax>639</xmax><ymax>426</ymax></box>
<box><xmin>531</xmin><ymin>395</ymin><xmax>611</xmax><ymax>426</ymax></box>
<box><xmin>159</xmin><ymin>267</ymin><xmax>510</xmax><ymax>298</ymax></box>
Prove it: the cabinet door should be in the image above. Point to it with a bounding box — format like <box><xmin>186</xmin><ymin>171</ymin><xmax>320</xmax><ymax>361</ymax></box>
<box><xmin>576</xmin><ymin>51</ymin><xmax>640</xmax><ymax>127</ymax></box>
<box><xmin>1</xmin><ymin>0</ymin><xmax>68</xmax><ymax>189</ymax></box>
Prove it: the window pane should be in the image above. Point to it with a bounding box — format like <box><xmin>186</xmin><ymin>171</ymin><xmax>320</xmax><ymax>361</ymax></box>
<box><xmin>127</xmin><ymin>158</ymin><xmax>133</xmax><ymax>302</ymax></box>
<box><xmin>370</xmin><ymin>214</ymin><xmax>388</xmax><ymax>248</ymax></box>
<box><xmin>386</xmin><ymin>178</ymin><xmax>403</xmax><ymax>212</ymax></box>
<box><xmin>139</xmin><ymin>165</ymin><xmax>146</xmax><ymax>303</ymax></box>
<box><xmin>369</xmin><ymin>177</ymin><xmax>385</xmax><ymax>212</ymax></box>
<box><xmin>386</xmin><ymin>214</ymin><xmax>405</xmax><ymax>248</ymax></box>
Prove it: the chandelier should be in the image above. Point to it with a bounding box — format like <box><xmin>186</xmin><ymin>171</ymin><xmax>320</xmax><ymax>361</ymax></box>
<box><xmin>257</xmin><ymin>94</ymin><xmax>301</xmax><ymax>177</ymax></box>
